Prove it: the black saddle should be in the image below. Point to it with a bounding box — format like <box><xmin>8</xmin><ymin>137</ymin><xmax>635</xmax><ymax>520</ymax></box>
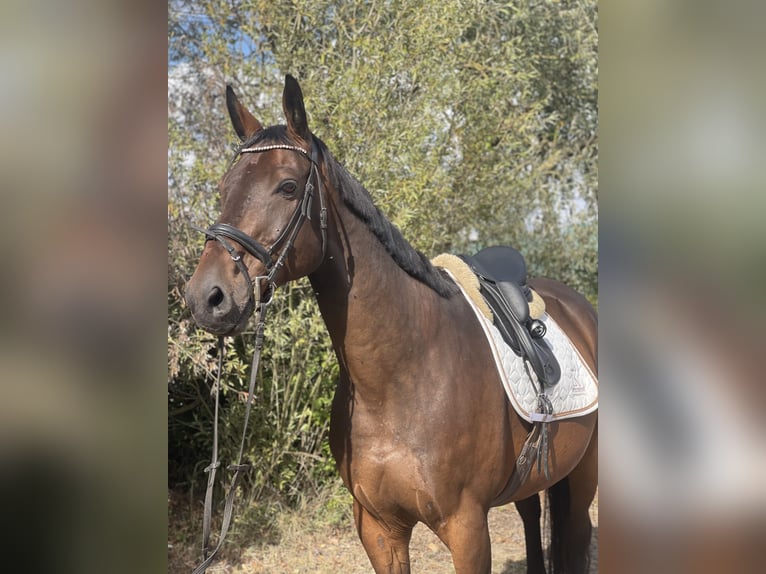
<box><xmin>460</xmin><ymin>246</ymin><xmax>561</xmax><ymax>387</ymax></box>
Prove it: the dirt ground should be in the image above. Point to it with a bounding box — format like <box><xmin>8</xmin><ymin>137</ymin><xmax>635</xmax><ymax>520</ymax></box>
<box><xmin>170</xmin><ymin>488</ymin><xmax>598</xmax><ymax>573</ymax></box>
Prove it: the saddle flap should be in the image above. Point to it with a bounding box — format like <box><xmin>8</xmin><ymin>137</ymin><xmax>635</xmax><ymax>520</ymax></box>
<box><xmin>481</xmin><ymin>280</ymin><xmax>561</xmax><ymax>387</ymax></box>
<box><xmin>497</xmin><ymin>281</ymin><xmax>529</xmax><ymax>324</ymax></box>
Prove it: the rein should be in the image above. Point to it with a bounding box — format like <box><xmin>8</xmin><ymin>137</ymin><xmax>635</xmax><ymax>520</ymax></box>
<box><xmin>190</xmin><ymin>140</ymin><xmax>327</xmax><ymax>574</ymax></box>
<box><xmin>191</xmin><ymin>285</ymin><xmax>269</xmax><ymax>574</ymax></box>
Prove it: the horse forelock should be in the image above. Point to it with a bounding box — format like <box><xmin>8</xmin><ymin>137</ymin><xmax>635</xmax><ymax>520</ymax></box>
<box><xmin>236</xmin><ymin>125</ymin><xmax>296</xmax><ymax>153</ymax></box>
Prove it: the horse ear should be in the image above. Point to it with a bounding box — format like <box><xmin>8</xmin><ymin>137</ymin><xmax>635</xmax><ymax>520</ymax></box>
<box><xmin>282</xmin><ymin>74</ymin><xmax>310</xmax><ymax>142</ymax></box>
<box><xmin>226</xmin><ymin>85</ymin><xmax>263</xmax><ymax>141</ymax></box>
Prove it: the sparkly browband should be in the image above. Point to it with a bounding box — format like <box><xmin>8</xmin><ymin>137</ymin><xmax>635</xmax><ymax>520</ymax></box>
<box><xmin>239</xmin><ymin>144</ymin><xmax>312</xmax><ymax>159</ymax></box>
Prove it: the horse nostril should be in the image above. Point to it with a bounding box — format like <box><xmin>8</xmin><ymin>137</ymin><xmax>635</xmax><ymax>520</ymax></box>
<box><xmin>207</xmin><ymin>286</ymin><xmax>224</xmax><ymax>308</ymax></box>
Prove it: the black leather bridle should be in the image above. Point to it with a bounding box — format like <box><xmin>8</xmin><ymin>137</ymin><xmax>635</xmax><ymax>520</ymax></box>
<box><xmin>194</xmin><ymin>140</ymin><xmax>328</xmax><ymax>306</ymax></box>
<box><xmin>190</xmin><ymin>139</ymin><xmax>328</xmax><ymax>574</ymax></box>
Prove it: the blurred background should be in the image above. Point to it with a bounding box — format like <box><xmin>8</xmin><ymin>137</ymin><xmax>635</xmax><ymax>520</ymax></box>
<box><xmin>0</xmin><ymin>0</ymin><xmax>762</xmax><ymax>572</ymax></box>
<box><xmin>0</xmin><ymin>0</ymin><xmax>167</xmax><ymax>572</ymax></box>
<box><xmin>600</xmin><ymin>0</ymin><xmax>766</xmax><ymax>572</ymax></box>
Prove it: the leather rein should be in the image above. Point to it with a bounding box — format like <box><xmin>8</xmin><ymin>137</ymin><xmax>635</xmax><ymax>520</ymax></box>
<box><xmin>190</xmin><ymin>140</ymin><xmax>327</xmax><ymax>574</ymax></box>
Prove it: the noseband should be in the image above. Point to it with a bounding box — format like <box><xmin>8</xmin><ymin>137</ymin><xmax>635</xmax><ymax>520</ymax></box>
<box><xmin>194</xmin><ymin>140</ymin><xmax>328</xmax><ymax>306</ymax></box>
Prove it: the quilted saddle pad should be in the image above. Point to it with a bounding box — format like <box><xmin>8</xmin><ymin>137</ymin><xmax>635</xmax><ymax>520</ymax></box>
<box><xmin>446</xmin><ymin>269</ymin><xmax>598</xmax><ymax>422</ymax></box>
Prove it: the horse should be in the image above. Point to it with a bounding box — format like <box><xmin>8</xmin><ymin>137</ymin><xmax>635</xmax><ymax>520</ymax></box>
<box><xmin>185</xmin><ymin>74</ymin><xmax>598</xmax><ymax>574</ymax></box>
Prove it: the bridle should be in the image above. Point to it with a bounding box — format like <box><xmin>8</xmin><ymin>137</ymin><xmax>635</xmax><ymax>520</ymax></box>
<box><xmin>190</xmin><ymin>139</ymin><xmax>327</xmax><ymax>574</ymax></box>
<box><xmin>194</xmin><ymin>139</ymin><xmax>328</xmax><ymax>307</ymax></box>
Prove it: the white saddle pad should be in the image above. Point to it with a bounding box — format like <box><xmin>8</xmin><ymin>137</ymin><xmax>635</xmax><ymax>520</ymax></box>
<box><xmin>449</xmin><ymin>271</ymin><xmax>598</xmax><ymax>422</ymax></box>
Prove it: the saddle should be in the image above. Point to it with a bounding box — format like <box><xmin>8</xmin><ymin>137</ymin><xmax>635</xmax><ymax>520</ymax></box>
<box><xmin>460</xmin><ymin>246</ymin><xmax>561</xmax><ymax>387</ymax></box>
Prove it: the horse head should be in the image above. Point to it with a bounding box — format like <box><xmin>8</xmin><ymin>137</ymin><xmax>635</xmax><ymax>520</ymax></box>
<box><xmin>185</xmin><ymin>75</ymin><xmax>327</xmax><ymax>335</ymax></box>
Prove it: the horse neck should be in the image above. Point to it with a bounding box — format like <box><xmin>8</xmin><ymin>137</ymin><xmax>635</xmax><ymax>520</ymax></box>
<box><xmin>308</xmin><ymin>192</ymin><xmax>446</xmax><ymax>402</ymax></box>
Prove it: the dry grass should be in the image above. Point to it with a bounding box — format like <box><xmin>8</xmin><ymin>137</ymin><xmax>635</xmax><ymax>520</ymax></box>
<box><xmin>170</xmin><ymin>483</ymin><xmax>597</xmax><ymax>573</ymax></box>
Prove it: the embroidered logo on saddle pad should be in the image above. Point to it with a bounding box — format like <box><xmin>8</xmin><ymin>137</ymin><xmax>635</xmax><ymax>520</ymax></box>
<box><xmin>435</xmin><ymin>256</ymin><xmax>598</xmax><ymax>422</ymax></box>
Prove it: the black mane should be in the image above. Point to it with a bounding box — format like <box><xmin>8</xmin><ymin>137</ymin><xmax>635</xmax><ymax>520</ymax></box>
<box><xmin>314</xmin><ymin>137</ymin><xmax>458</xmax><ymax>298</ymax></box>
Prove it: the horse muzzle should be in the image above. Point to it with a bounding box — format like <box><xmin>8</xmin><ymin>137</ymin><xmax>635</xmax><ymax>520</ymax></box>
<box><xmin>185</xmin><ymin>274</ymin><xmax>254</xmax><ymax>336</ymax></box>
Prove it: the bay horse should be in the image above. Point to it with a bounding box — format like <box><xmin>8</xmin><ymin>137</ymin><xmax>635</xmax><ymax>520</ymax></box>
<box><xmin>185</xmin><ymin>75</ymin><xmax>597</xmax><ymax>574</ymax></box>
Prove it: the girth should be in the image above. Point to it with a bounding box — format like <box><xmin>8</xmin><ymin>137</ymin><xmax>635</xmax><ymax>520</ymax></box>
<box><xmin>459</xmin><ymin>245</ymin><xmax>561</xmax><ymax>497</ymax></box>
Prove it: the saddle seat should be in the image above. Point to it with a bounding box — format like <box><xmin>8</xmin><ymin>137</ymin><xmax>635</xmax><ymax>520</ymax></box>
<box><xmin>470</xmin><ymin>245</ymin><xmax>528</xmax><ymax>285</ymax></box>
<box><xmin>460</xmin><ymin>246</ymin><xmax>561</xmax><ymax>387</ymax></box>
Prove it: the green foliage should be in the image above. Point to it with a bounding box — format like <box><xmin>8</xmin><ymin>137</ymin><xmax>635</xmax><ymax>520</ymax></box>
<box><xmin>168</xmin><ymin>272</ymin><xmax>338</xmax><ymax>498</ymax></box>
<box><xmin>168</xmin><ymin>0</ymin><xmax>598</xmax><ymax>507</ymax></box>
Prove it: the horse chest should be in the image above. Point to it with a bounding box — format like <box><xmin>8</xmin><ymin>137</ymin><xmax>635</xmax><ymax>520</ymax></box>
<box><xmin>347</xmin><ymin>441</ymin><xmax>447</xmax><ymax>529</ymax></box>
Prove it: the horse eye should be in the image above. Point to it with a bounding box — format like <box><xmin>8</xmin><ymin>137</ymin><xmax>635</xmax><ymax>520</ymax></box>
<box><xmin>279</xmin><ymin>180</ymin><xmax>298</xmax><ymax>197</ymax></box>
